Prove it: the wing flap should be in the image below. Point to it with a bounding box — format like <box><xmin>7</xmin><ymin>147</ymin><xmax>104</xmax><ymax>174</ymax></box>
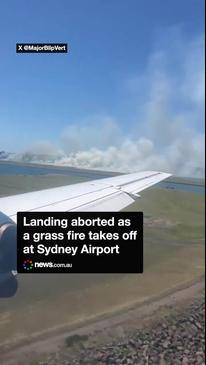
<box><xmin>0</xmin><ymin>170</ymin><xmax>171</xmax><ymax>221</ymax></box>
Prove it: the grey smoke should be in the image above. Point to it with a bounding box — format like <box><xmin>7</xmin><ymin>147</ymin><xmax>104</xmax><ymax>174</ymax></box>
<box><xmin>13</xmin><ymin>141</ymin><xmax>65</xmax><ymax>163</ymax></box>
<box><xmin>12</xmin><ymin>31</ymin><xmax>205</xmax><ymax>177</ymax></box>
<box><xmin>61</xmin><ymin>116</ymin><xmax>123</xmax><ymax>153</ymax></box>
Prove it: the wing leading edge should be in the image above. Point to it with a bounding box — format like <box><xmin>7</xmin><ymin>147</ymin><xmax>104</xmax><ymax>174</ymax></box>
<box><xmin>0</xmin><ymin>171</ymin><xmax>171</xmax><ymax>221</ymax></box>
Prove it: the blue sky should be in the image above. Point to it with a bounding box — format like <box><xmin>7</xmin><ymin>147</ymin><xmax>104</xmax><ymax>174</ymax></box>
<box><xmin>0</xmin><ymin>0</ymin><xmax>205</xmax><ymax>176</ymax></box>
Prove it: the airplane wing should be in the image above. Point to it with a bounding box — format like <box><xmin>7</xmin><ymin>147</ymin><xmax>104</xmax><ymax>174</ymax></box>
<box><xmin>0</xmin><ymin>170</ymin><xmax>171</xmax><ymax>296</ymax></box>
<box><xmin>0</xmin><ymin>171</ymin><xmax>171</xmax><ymax>223</ymax></box>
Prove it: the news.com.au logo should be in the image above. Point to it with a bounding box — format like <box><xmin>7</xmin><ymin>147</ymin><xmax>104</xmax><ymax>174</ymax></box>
<box><xmin>22</xmin><ymin>259</ymin><xmax>34</xmax><ymax>271</ymax></box>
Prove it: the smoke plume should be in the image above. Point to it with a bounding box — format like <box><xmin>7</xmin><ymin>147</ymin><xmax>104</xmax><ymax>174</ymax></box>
<box><xmin>12</xmin><ymin>30</ymin><xmax>205</xmax><ymax>177</ymax></box>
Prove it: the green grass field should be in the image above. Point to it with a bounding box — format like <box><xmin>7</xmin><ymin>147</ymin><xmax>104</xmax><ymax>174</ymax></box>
<box><xmin>0</xmin><ymin>175</ymin><xmax>204</xmax><ymax>348</ymax></box>
<box><xmin>125</xmin><ymin>188</ymin><xmax>204</xmax><ymax>241</ymax></box>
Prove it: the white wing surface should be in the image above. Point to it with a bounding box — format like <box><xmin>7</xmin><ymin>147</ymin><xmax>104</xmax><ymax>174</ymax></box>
<box><xmin>0</xmin><ymin>171</ymin><xmax>171</xmax><ymax>222</ymax></box>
